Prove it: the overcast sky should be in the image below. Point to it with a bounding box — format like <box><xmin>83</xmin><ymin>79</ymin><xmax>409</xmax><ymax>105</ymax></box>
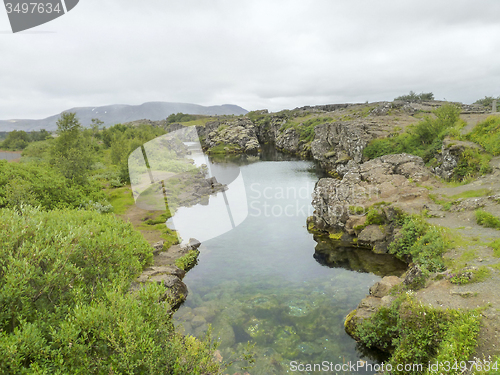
<box><xmin>1</xmin><ymin>0</ymin><xmax>500</xmax><ymax>120</ymax></box>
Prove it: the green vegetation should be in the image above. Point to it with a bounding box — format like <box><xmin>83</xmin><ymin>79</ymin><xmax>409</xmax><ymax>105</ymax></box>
<box><xmin>474</xmin><ymin>96</ymin><xmax>500</xmax><ymax>108</ymax></box>
<box><xmin>207</xmin><ymin>143</ymin><xmax>242</xmax><ymax>154</ymax></box>
<box><xmin>453</xmin><ymin>147</ymin><xmax>492</xmax><ymax>181</ymax></box>
<box><xmin>0</xmin><ymin>160</ymin><xmax>108</xmax><ymax>210</ymax></box>
<box><xmin>450</xmin><ymin>267</ymin><xmax>491</xmax><ymax>285</ymax></box>
<box><xmin>50</xmin><ymin>112</ymin><xmax>95</xmax><ymax>184</ymax></box>
<box><xmin>103</xmin><ymin>122</ymin><xmax>166</xmax><ymax>184</ymax></box>
<box><xmin>167</xmin><ymin>112</ymin><xmax>198</xmax><ymax>124</ymax></box>
<box><xmin>476</xmin><ymin>209</ymin><xmax>500</xmax><ymax>229</ymax></box>
<box><xmin>106</xmin><ymin>186</ymin><xmax>136</xmax><ymax>214</ymax></box>
<box><xmin>389</xmin><ymin>215</ymin><xmax>448</xmax><ymax>280</ymax></box>
<box><xmin>448</xmin><ymin>188</ymin><xmax>492</xmax><ymax>200</ymax></box>
<box><xmin>175</xmin><ymin>249</ymin><xmax>200</xmax><ymax>271</ymax></box>
<box><xmin>428</xmin><ymin>190</ymin><xmax>492</xmax><ymax>211</ymax></box>
<box><xmin>394</xmin><ymin>91</ymin><xmax>434</xmax><ymax>102</ymax></box>
<box><xmin>490</xmin><ymin>239</ymin><xmax>500</xmax><ymax>258</ymax></box>
<box><xmin>466</xmin><ymin>115</ymin><xmax>500</xmax><ymax>156</ymax></box>
<box><xmin>355</xmin><ymin>294</ymin><xmax>481</xmax><ymax>375</ymax></box>
<box><xmin>0</xmin><ymin>112</ymin><xmax>223</xmax><ymax>373</ymax></box>
<box><xmin>328</xmin><ymin>232</ymin><xmax>343</xmax><ymax>240</ymax></box>
<box><xmin>363</xmin><ymin>103</ymin><xmax>462</xmax><ymax>163</ymax></box>
<box><xmin>476</xmin><ymin>355</ymin><xmax>500</xmax><ymax>374</ymax></box>
<box><xmin>0</xmin><ymin>129</ymin><xmax>51</xmax><ymax>150</ymax></box>
<box><xmin>0</xmin><ymin>206</ymin><xmax>220</xmax><ymax>374</ymax></box>
<box><xmin>281</xmin><ymin>117</ymin><xmax>332</xmax><ymax>143</ymax></box>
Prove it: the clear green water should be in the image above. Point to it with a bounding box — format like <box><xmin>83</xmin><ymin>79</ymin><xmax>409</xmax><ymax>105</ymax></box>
<box><xmin>174</xmin><ymin>150</ymin><xmax>406</xmax><ymax>374</ymax></box>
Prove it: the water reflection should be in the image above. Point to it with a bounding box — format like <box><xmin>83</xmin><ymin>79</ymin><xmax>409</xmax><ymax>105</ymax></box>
<box><xmin>313</xmin><ymin>235</ymin><xmax>407</xmax><ymax>277</ymax></box>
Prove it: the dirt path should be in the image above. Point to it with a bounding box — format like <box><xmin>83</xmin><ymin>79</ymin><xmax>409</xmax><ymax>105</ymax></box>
<box><xmin>118</xmin><ymin>204</ymin><xmax>166</xmax><ymax>245</ymax></box>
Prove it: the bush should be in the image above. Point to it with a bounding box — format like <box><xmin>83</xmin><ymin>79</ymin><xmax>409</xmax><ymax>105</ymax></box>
<box><xmin>476</xmin><ymin>209</ymin><xmax>500</xmax><ymax>229</ymax></box>
<box><xmin>0</xmin><ymin>206</ymin><xmax>221</xmax><ymax>374</ymax></box>
<box><xmin>395</xmin><ymin>91</ymin><xmax>434</xmax><ymax>102</ymax></box>
<box><xmin>167</xmin><ymin>112</ymin><xmax>197</xmax><ymax>124</ymax></box>
<box><xmin>453</xmin><ymin>147</ymin><xmax>492</xmax><ymax>181</ymax></box>
<box><xmin>389</xmin><ymin>215</ymin><xmax>447</xmax><ymax>277</ymax></box>
<box><xmin>0</xmin><ymin>160</ymin><xmax>109</xmax><ymax>210</ymax></box>
<box><xmin>474</xmin><ymin>96</ymin><xmax>500</xmax><ymax>107</ymax></box>
<box><xmin>355</xmin><ymin>294</ymin><xmax>481</xmax><ymax>375</ymax></box>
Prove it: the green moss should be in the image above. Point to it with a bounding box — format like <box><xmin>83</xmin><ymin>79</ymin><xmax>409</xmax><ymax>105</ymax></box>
<box><xmin>328</xmin><ymin>232</ymin><xmax>343</xmax><ymax>240</ymax></box>
<box><xmin>491</xmin><ymin>263</ymin><xmax>500</xmax><ymax>272</ymax></box>
<box><xmin>349</xmin><ymin>206</ymin><xmax>365</xmax><ymax>215</ymax></box>
<box><xmin>280</xmin><ymin>116</ymin><xmax>333</xmax><ymax>144</ymax></box>
<box><xmin>207</xmin><ymin>143</ymin><xmax>242</xmax><ymax>154</ymax></box>
<box><xmin>175</xmin><ymin>249</ymin><xmax>200</xmax><ymax>271</ymax></box>
<box><xmin>428</xmin><ymin>193</ymin><xmax>455</xmax><ymax>211</ymax></box>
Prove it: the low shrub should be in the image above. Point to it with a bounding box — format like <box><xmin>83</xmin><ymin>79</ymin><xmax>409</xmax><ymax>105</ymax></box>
<box><xmin>355</xmin><ymin>294</ymin><xmax>481</xmax><ymax>375</ymax></box>
<box><xmin>453</xmin><ymin>147</ymin><xmax>492</xmax><ymax>181</ymax></box>
<box><xmin>476</xmin><ymin>209</ymin><xmax>500</xmax><ymax>229</ymax></box>
<box><xmin>474</xmin><ymin>96</ymin><xmax>500</xmax><ymax>108</ymax></box>
<box><xmin>0</xmin><ymin>206</ymin><xmax>220</xmax><ymax>374</ymax></box>
<box><xmin>0</xmin><ymin>160</ymin><xmax>109</xmax><ymax>210</ymax></box>
<box><xmin>389</xmin><ymin>215</ymin><xmax>448</xmax><ymax>277</ymax></box>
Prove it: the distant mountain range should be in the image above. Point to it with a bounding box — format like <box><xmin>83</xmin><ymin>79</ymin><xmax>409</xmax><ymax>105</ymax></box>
<box><xmin>0</xmin><ymin>102</ymin><xmax>248</xmax><ymax>132</ymax></box>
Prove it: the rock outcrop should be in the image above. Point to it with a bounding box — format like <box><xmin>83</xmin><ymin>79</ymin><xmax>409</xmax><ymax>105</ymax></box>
<box><xmin>130</xmin><ymin>238</ymin><xmax>202</xmax><ymax>311</ymax></box>
<box><xmin>433</xmin><ymin>138</ymin><xmax>484</xmax><ymax>180</ymax></box>
<box><xmin>203</xmin><ymin>118</ymin><xmax>260</xmax><ymax>153</ymax></box>
<box><xmin>310</xmin><ymin>154</ymin><xmax>433</xmax><ymax>234</ymax></box>
<box><xmin>310</xmin><ymin>121</ymin><xmax>375</xmax><ymax>174</ymax></box>
<box><xmin>344</xmin><ymin>275</ymin><xmax>402</xmax><ymax>341</ymax></box>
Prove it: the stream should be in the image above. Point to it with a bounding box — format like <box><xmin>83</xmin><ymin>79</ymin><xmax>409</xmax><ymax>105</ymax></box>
<box><xmin>173</xmin><ymin>147</ymin><xmax>406</xmax><ymax>374</ymax></box>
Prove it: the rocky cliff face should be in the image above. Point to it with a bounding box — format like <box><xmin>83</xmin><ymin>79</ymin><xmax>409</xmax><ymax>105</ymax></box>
<box><xmin>202</xmin><ymin>118</ymin><xmax>260</xmax><ymax>153</ymax></box>
<box><xmin>310</xmin><ymin>121</ymin><xmax>376</xmax><ymax>175</ymax></box>
<box><xmin>310</xmin><ymin>154</ymin><xmax>432</xmax><ymax>237</ymax></box>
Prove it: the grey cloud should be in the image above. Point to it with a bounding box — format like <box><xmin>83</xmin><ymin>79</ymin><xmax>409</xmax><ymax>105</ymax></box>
<box><xmin>1</xmin><ymin>0</ymin><xmax>500</xmax><ymax>119</ymax></box>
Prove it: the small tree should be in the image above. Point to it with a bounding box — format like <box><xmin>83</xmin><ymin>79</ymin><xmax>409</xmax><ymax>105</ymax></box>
<box><xmin>50</xmin><ymin>112</ymin><xmax>93</xmax><ymax>184</ymax></box>
<box><xmin>395</xmin><ymin>91</ymin><xmax>434</xmax><ymax>102</ymax></box>
<box><xmin>90</xmin><ymin>118</ymin><xmax>104</xmax><ymax>138</ymax></box>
